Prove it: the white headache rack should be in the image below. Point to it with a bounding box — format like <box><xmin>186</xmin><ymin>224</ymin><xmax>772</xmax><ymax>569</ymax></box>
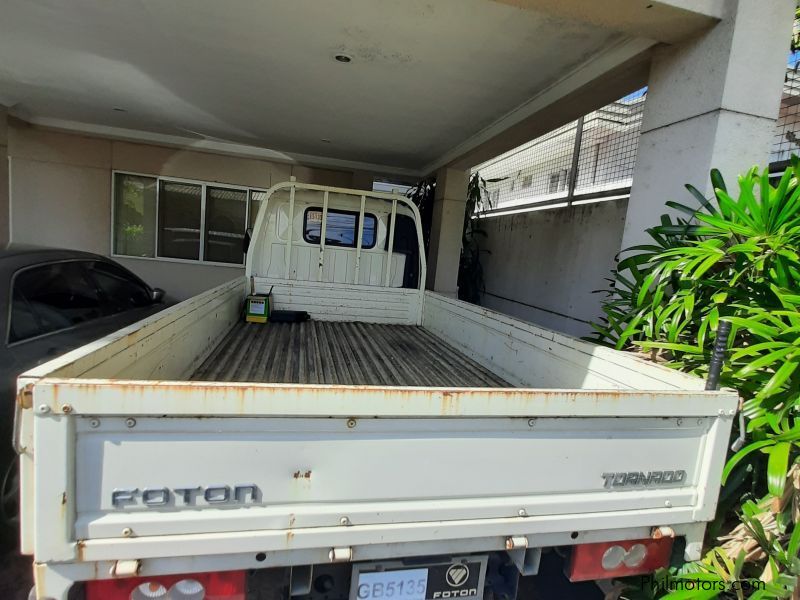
<box><xmin>248</xmin><ymin>179</ymin><xmax>424</xmax><ymax>287</ymax></box>
<box><xmin>245</xmin><ymin>179</ymin><xmax>427</xmax><ymax>324</ymax></box>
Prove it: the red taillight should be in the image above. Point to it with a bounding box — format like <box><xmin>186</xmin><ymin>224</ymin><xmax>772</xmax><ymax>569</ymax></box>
<box><xmin>85</xmin><ymin>569</ymin><xmax>245</xmax><ymax>600</ymax></box>
<box><xmin>567</xmin><ymin>537</ymin><xmax>673</xmax><ymax>582</ymax></box>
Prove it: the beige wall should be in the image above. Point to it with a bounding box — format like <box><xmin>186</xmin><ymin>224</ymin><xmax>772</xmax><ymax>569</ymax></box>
<box><xmin>480</xmin><ymin>198</ymin><xmax>627</xmax><ymax>337</ymax></box>
<box><xmin>7</xmin><ymin>122</ymin><xmax>373</xmax><ymax>299</ymax></box>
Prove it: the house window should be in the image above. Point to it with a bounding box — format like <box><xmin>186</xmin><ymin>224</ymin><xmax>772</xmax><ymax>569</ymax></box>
<box><xmin>205</xmin><ymin>187</ymin><xmax>247</xmax><ymax>264</ymax></box>
<box><xmin>303</xmin><ymin>208</ymin><xmax>377</xmax><ymax>249</ymax></box>
<box><xmin>113</xmin><ymin>174</ymin><xmax>156</xmax><ymax>257</ymax></box>
<box><xmin>372</xmin><ymin>179</ymin><xmax>413</xmax><ymax>195</ymax></box>
<box><xmin>548</xmin><ymin>169</ymin><xmax>568</xmax><ymax>193</ymax></box>
<box><xmin>158</xmin><ymin>181</ymin><xmax>202</xmax><ymax>260</ymax></box>
<box><xmin>548</xmin><ymin>173</ymin><xmax>560</xmax><ymax>193</ymax></box>
<box><xmin>249</xmin><ymin>191</ymin><xmax>267</xmax><ymax>228</ymax></box>
<box><xmin>112</xmin><ymin>173</ymin><xmax>267</xmax><ymax>266</ymax></box>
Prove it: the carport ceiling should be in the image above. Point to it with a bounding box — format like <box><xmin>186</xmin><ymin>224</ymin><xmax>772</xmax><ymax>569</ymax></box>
<box><xmin>2</xmin><ymin>0</ymin><xmax>658</xmax><ymax>172</ymax></box>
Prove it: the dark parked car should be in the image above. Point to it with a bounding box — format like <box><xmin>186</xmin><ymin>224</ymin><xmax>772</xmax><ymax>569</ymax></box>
<box><xmin>0</xmin><ymin>246</ymin><xmax>167</xmax><ymax>536</ymax></box>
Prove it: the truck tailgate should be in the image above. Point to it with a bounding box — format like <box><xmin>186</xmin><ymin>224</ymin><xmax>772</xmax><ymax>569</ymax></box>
<box><xmin>23</xmin><ymin>378</ymin><xmax>738</xmax><ymax>564</ymax></box>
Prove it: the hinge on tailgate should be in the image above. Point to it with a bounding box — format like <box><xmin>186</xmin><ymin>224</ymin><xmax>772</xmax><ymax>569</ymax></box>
<box><xmin>17</xmin><ymin>384</ymin><xmax>33</xmax><ymax>409</ymax></box>
<box><xmin>111</xmin><ymin>559</ymin><xmax>141</xmax><ymax>578</ymax></box>
<box><xmin>505</xmin><ymin>536</ymin><xmax>528</xmax><ymax>550</ymax></box>
<box><xmin>328</xmin><ymin>547</ymin><xmax>352</xmax><ymax>563</ymax></box>
<box><xmin>13</xmin><ymin>384</ymin><xmax>34</xmax><ymax>455</ymax></box>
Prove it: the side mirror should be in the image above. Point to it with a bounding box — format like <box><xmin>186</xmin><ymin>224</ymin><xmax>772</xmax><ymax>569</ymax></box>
<box><xmin>243</xmin><ymin>228</ymin><xmax>253</xmax><ymax>255</ymax></box>
<box><xmin>151</xmin><ymin>288</ymin><xmax>165</xmax><ymax>303</ymax></box>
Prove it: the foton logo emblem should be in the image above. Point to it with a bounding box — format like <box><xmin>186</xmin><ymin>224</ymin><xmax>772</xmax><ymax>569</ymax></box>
<box><xmin>111</xmin><ymin>484</ymin><xmax>260</xmax><ymax>508</ymax></box>
<box><xmin>602</xmin><ymin>470</ymin><xmax>687</xmax><ymax>489</ymax></box>
<box><xmin>446</xmin><ymin>565</ymin><xmax>470</xmax><ymax>587</ymax></box>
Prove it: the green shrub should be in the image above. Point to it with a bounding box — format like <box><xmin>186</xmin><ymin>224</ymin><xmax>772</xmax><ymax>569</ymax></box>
<box><xmin>589</xmin><ymin>161</ymin><xmax>800</xmax><ymax>598</ymax></box>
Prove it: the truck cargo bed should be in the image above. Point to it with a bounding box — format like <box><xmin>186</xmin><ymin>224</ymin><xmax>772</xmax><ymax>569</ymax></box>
<box><xmin>19</xmin><ymin>181</ymin><xmax>741</xmax><ymax>600</ymax></box>
<box><xmin>191</xmin><ymin>320</ymin><xmax>510</xmax><ymax>387</ymax></box>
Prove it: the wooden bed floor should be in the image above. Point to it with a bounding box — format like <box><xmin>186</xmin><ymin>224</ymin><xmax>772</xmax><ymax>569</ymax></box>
<box><xmin>191</xmin><ymin>321</ymin><xmax>509</xmax><ymax>387</ymax></box>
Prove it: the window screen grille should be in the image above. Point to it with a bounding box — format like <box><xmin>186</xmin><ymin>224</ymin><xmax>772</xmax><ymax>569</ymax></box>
<box><xmin>473</xmin><ymin>89</ymin><xmax>645</xmax><ymax>213</ymax></box>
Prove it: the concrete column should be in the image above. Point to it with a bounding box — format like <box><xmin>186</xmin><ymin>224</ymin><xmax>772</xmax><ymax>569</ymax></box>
<box><xmin>427</xmin><ymin>167</ymin><xmax>468</xmax><ymax>295</ymax></box>
<box><xmin>621</xmin><ymin>0</ymin><xmax>794</xmax><ymax>250</ymax></box>
<box><xmin>0</xmin><ymin>106</ymin><xmax>8</xmax><ymax>248</ymax></box>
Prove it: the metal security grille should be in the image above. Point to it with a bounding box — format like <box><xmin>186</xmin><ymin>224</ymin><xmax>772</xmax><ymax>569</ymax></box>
<box><xmin>771</xmin><ymin>47</ymin><xmax>800</xmax><ymax>167</ymax></box>
<box><xmin>574</xmin><ymin>92</ymin><xmax>645</xmax><ymax>197</ymax></box>
<box><xmin>475</xmin><ymin>19</ymin><xmax>798</xmax><ymax>215</ymax></box>
<box><xmin>475</xmin><ymin>89</ymin><xmax>645</xmax><ymax>213</ymax></box>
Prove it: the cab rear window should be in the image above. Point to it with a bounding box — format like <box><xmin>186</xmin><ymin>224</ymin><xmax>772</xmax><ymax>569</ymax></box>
<box><xmin>303</xmin><ymin>208</ymin><xmax>377</xmax><ymax>249</ymax></box>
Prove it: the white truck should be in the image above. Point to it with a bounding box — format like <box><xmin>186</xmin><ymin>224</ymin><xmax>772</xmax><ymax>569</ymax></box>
<box><xmin>16</xmin><ymin>180</ymin><xmax>738</xmax><ymax>600</ymax></box>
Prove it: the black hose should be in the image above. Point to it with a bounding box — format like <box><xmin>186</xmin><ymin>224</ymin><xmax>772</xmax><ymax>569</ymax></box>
<box><xmin>705</xmin><ymin>320</ymin><xmax>732</xmax><ymax>390</ymax></box>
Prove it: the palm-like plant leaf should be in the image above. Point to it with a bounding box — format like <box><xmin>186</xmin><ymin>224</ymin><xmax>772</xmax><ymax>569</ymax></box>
<box><xmin>588</xmin><ymin>160</ymin><xmax>800</xmax><ymax>596</ymax></box>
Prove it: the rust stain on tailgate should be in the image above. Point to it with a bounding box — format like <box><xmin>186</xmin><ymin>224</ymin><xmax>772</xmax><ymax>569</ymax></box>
<box><xmin>33</xmin><ymin>378</ymin><xmax>713</xmax><ymax>421</ymax></box>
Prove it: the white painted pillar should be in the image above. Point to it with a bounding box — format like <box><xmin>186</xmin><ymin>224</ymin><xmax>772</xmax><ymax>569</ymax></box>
<box><xmin>427</xmin><ymin>167</ymin><xmax>468</xmax><ymax>296</ymax></box>
<box><xmin>0</xmin><ymin>106</ymin><xmax>8</xmax><ymax>248</ymax></box>
<box><xmin>621</xmin><ymin>0</ymin><xmax>794</xmax><ymax>250</ymax></box>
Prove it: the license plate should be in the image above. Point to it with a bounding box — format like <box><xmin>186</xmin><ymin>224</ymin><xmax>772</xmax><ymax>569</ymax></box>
<box><xmin>351</xmin><ymin>557</ymin><xmax>487</xmax><ymax>600</ymax></box>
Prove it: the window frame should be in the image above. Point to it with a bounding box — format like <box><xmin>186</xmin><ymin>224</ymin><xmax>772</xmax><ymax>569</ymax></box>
<box><xmin>111</xmin><ymin>170</ymin><xmax>268</xmax><ymax>268</ymax></box>
<box><xmin>203</xmin><ymin>185</ymin><xmax>250</xmax><ymax>265</ymax></box>
<box><xmin>157</xmin><ymin>179</ymin><xmax>204</xmax><ymax>262</ymax></box>
<box><xmin>301</xmin><ymin>206</ymin><xmax>378</xmax><ymax>250</ymax></box>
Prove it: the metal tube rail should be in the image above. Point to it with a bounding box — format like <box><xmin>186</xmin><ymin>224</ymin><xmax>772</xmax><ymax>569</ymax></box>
<box><xmin>318</xmin><ymin>190</ymin><xmax>329</xmax><ymax>282</ymax></box>
<box><xmin>384</xmin><ymin>198</ymin><xmax>397</xmax><ymax>287</ymax></box>
<box><xmin>283</xmin><ymin>176</ymin><xmax>297</xmax><ymax>279</ymax></box>
<box><xmin>248</xmin><ymin>180</ymin><xmax>427</xmax><ymax>292</ymax></box>
<box><xmin>354</xmin><ymin>194</ymin><xmax>366</xmax><ymax>284</ymax></box>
